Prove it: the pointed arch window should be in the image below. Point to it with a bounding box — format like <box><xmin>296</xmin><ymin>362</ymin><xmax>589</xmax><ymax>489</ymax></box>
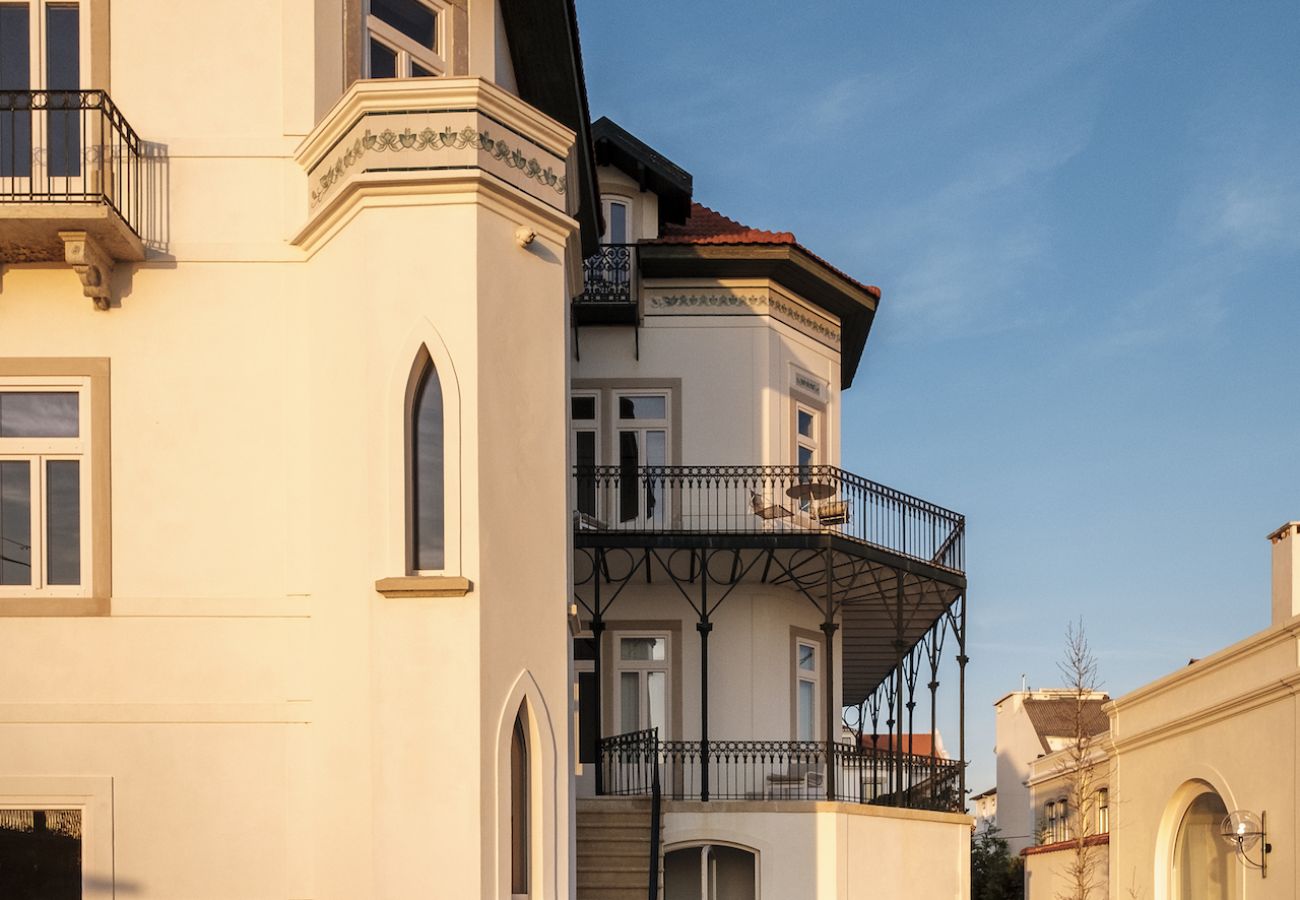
<box><xmin>409</xmin><ymin>352</ymin><xmax>444</xmax><ymax>572</ymax></box>
<box><xmin>510</xmin><ymin>709</ymin><xmax>530</xmax><ymax>896</ymax></box>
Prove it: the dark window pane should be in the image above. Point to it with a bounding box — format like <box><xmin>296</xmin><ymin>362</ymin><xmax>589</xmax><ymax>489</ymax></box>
<box><xmin>0</xmin><ymin>392</ymin><xmax>79</xmax><ymax>437</ymax></box>
<box><xmin>618</xmin><ymin>395</ymin><xmax>665</xmax><ymax>420</ymax></box>
<box><xmin>0</xmin><ymin>809</ymin><xmax>82</xmax><ymax>900</ymax></box>
<box><xmin>607</xmin><ymin>201</ymin><xmax>627</xmax><ymax>243</ymax></box>
<box><xmin>368</xmin><ymin>38</ymin><xmax>397</xmax><ymax>79</ymax></box>
<box><xmin>0</xmin><ymin>461</ymin><xmax>31</xmax><ymax>586</ymax></box>
<box><xmin>573</xmin><ymin>637</ymin><xmax>597</xmax><ymax>661</ymax></box>
<box><xmin>45</xmin><ymin>460</ymin><xmax>79</xmax><ymax>585</ymax></box>
<box><xmin>410</xmin><ymin>61</ymin><xmax>435</xmax><ymax>78</ymax></box>
<box><xmin>618</xmin><ymin>431</ymin><xmax>639</xmax><ymax>522</ymax></box>
<box><xmin>0</xmin><ymin>6</ymin><xmax>30</xmax><ymax>90</ymax></box>
<box><xmin>570</xmin><ymin>396</ymin><xmax>596</xmax><ymax>421</ymax></box>
<box><xmin>798</xmin><ymin>409</ymin><xmax>814</xmax><ymax>438</ymax></box>
<box><xmin>510</xmin><ymin>713</ymin><xmax>529</xmax><ymax>893</ymax></box>
<box><xmin>577</xmin><ymin>671</ymin><xmax>597</xmax><ymax>763</ymax></box>
<box><xmin>372</xmin><ymin>0</ymin><xmax>436</xmax><ymax>49</ymax></box>
<box><xmin>411</xmin><ymin>359</ymin><xmax>444</xmax><ymax>570</ymax></box>
<box><xmin>45</xmin><ymin>6</ymin><xmax>79</xmax><ymax>89</ymax></box>
<box><xmin>45</xmin><ymin>5</ymin><xmax>80</xmax><ymax>178</ymax></box>
<box><xmin>575</xmin><ymin>431</ymin><xmax>596</xmax><ymax>516</ymax></box>
<box><xmin>0</xmin><ymin>5</ymin><xmax>32</xmax><ymax>179</ymax></box>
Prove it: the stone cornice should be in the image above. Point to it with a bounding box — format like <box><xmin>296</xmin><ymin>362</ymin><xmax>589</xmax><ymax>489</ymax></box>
<box><xmin>645</xmin><ymin>289</ymin><xmax>841</xmax><ymax>350</ymax></box>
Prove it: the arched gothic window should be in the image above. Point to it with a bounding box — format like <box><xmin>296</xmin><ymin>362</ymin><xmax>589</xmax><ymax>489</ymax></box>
<box><xmin>409</xmin><ymin>352</ymin><xmax>444</xmax><ymax>571</ymax></box>
<box><xmin>511</xmin><ymin>709</ymin><xmax>530</xmax><ymax>896</ymax></box>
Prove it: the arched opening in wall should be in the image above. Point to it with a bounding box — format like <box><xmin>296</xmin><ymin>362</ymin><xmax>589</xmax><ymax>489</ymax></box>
<box><xmin>407</xmin><ymin>349</ymin><xmax>444</xmax><ymax>572</ymax></box>
<box><xmin>1172</xmin><ymin>790</ymin><xmax>1239</xmax><ymax>900</ymax></box>
<box><xmin>664</xmin><ymin>843</ymin><xmax>758</xmax><ymax>900</ymax></box>
<box><xmin>510</xmin><ymin>707</ymin><xmax>530</xmax><ymax>898</ymax></box>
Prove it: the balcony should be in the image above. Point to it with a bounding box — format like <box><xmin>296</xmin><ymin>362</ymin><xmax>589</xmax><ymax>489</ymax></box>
<box><xmin>573</xmin><ymin>243</ymin><xmax>638</xmax><ymax>325</ymax></box>
<box><xmin>598</xmin><ymin>729</ymin><xmax>962</xmax><ymax>812</ymax></box>
<box><xmin>0</xmin><ymin>90</ymin><xmax>145</xmax><ymax>307</ymax></box>
<box><xmin>572</xmin><ymin>465</ymin><xmax>970</xmax><ymax>804</ymax></box>
<box><xmin>573</xmin><ymin>464</ymin><xmax>964</xmax><ymax>575</ymax></box>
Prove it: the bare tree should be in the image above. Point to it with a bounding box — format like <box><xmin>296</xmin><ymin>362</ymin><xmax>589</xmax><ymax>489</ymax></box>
<box><xmin>1056</xmin><ymin>619</ymin><xmax>1106</xmax><ymax>900</ymax></box>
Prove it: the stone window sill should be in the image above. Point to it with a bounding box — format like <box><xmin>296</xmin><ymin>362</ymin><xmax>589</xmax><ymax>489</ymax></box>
<box><xmin>374</xmin><ymin>576</ymin><xmax>472</xmax><ymax>598</ymax></box>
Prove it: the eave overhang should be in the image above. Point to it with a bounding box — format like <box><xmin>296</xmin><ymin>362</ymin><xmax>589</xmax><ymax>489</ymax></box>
<box><xmin>637</xmin><ymin>242</ymin><xmax>880</xmax><ymax>389</ymax></box>
<box><xmin>591</xmin><ymin>116</ymin><xmax>693</xmax><ymax>226</ymax></box>
<box><xmin>498</xmin><ymin>0</ymin><xmax>601</xmax><ymax>256</ymax></box>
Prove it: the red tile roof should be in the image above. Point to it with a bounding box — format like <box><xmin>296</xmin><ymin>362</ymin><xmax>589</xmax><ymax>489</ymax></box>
<box><xmin>860</xmin><ymin>733</ymin><xmax>947</xmax><ymax>758</ymax></box>
<box><xmin>648</xmin><ymin>203</ymin><xmax>882</xmax><ymax>301</ymax></box>
<box><xmin>655</xmin><ymin>203</ymin><xmax>797</xmax><ymax>245</ymax></box>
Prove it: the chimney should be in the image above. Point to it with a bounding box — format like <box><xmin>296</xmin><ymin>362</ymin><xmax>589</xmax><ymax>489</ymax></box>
<box><xmin>1270</xmin><ymin>522</ymin><xmax>1300</xmax><ymax>625</ymax></box>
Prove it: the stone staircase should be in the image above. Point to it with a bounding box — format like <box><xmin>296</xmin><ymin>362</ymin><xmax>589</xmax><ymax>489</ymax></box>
<box><xmin>576</xmin><ymin>797</ymin><xmax>662</xmax><ymax>900</ymax></box>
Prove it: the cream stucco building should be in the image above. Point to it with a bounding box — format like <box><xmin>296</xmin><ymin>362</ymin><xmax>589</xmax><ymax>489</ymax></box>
<box><xmin>0</xmin><ymin>1</ymin><xmax>973</xmax><ymax>898</ymax></box>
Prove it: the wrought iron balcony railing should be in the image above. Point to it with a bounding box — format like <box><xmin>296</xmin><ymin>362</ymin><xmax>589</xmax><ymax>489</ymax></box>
<box><xmin>573</xmin><ymin>464</ymin><xmax>964</xmax><ymax>573</ymax></box>
<box><xmin>575</xmin><ymin>243</ymin><xmax>637</xmax><ymax>306</ymax></box>
<box><xmin>0</xmin><ymin>90</ymin><xmax>143</xmax><ymax>236</ymax></box>
<box><xmin>597</xmin><ymin>730</ymin><xmax>962</xmax><ymax>812</ymax></box>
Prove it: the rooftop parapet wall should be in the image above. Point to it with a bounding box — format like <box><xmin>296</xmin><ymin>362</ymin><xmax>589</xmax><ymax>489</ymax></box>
<box><xmin>1271</xmin><ymin>521</ymin><xmax>1300</xmax><ymax>626</ymax></box>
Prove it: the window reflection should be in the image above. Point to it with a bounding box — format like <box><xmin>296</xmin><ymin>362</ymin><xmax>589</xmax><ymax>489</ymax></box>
<box><xmin>0</xmin><ymin>393</ymin><xmax>78</xmax><ymax>438</ymax></box>
<box><xmin>410</xmin><ymin>356</ymin><xmax>444</xmax><ymax>571</ymax></box>
<box><xmin>0</xmin><ymin>461</ymin><xmax>32</xmax><ymax>586</ymax></box>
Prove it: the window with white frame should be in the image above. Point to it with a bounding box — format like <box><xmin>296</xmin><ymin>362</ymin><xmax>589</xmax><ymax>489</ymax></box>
<box><xmin>664</xmin><ymin>844</ymin><xmax>758</xmax><ymax>900</ymax></box>
<box><xmin>614</xmin><ymin>634</ymin><xmax>669</xmax><ymax>737</ymax></box>
<box><xmin>1043</xmin><ymin>801</ymin><xmax>1056</xmax><ymax>844</ymax></box>
<box><xmin>0</xmin><ymin>381</ymin><xmax>92</xmax><ymax>598</ymax></box>
<box><xmin>794</xmin><ymin>638</ymin><xmax>819</xmax><ymax>741</ymax></box>
<box><xmin>365</xmin><ymin>0</ymin><xmax>445</xmax><ymax>79</ymax></box>
<box><xmin>1057</xmin><ymin>797</ymin><xmax>1069</xmax><ymax>842</ymax></box>
<box><xmin>1097</xmin><ymin>787</ymin><xmax>1109</xmax><ymax>834</ymax></box>
<box><xmin>615</xmin><ymin>392</ymin><xmax>669</xmax><ymax>526</ymax></box>
<box><xmin>601</xmin><ymin>197</ymin><xmax>631</xmax><ymax>244</ymax></box>
<box><xmin>0</xmin><ymin>0</ymin><xmax>89</xmax><ymax>181</ymax></box>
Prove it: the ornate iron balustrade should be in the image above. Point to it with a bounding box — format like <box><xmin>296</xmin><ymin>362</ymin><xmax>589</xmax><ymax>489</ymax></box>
<box><xmin>0</xmin><ymin>90</ymin><xmax>143</xmax><ymax>236</ymax></box>
<box><xmin>597</xmin><ymin>733</ymin><xmax>963</xmax><ymax>812</ymax></box>
<box><xmin>576</xmin><ymin>243</ymin><xmax>637</xmax><ymax>305</ymax></box>
<box><xmin>573</xmin><ymin>464</ymin><xmax>964</xmax><ymax>573</ymax></box>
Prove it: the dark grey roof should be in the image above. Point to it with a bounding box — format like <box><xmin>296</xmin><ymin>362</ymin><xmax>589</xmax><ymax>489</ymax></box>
<box><xmin>591</xmin><ymin>117</ymin><xmax>693</xmax><ymax>226</ymax></box>
<box><xmin>1023</xmin><ymin>696</ymin><xmax>1110</xmax><ymax>754</ymax></box>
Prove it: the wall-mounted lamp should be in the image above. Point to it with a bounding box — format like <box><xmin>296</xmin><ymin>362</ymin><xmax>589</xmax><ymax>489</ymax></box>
<box><xmin>1220</xmin><ymin>810</ymin><xmax>1271</xmax><ymax>878</ymax></box>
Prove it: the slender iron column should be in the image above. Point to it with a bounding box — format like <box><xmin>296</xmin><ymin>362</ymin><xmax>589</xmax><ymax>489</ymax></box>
<box><xmin>698</xmin><ymin>550</ymin><xmax>711</xmax><ymax>802</ymax></box>
<box><xmin>957</xmin><ymin>592</ymin><xmax>969</xmax><ymax>807</ymax></box>
<box><xmin>592</xmin><ymin>566</ymin><xmax>605</xmax><ymax>796</ymax></box>
<box><xmin>893</xmin><ymin>567</ymin><xmax>905</xmax><ymax>806</ymax></box>
<box><xmin>821</xmin><ymin>549</ymin><xmax>839</xmax><ymax>801</ymax></box>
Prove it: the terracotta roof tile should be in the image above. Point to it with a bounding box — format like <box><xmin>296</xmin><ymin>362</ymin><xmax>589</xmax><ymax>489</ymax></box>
<box><xmin>647</xmin><ymin>203</ymin><xmax>882</xmax><ymax>300</ymax></box>
<box><xmin>654</xmin><ymin>203</ymin><xmax>796</xmax><ymax>245</ymax></box>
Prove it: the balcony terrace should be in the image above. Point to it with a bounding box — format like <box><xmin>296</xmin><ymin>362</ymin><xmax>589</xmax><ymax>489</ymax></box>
<box><xmin>572</xmin><ymin>464</ymin><xmax>969</xmax><ymax>810</ymax></box>
<box><xmin>0</xmin><ymin>90</ymin><xmax>145</xmax><ymax>308</ymax></box>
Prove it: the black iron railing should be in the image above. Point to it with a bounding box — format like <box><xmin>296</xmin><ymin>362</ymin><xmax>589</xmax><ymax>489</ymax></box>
<box><xmin>574</xmin><ymin>464</ymin><xmax>964</xmax><ymax>573</ymax></box>
<box><xmin>0</xmin><ymin>90</ymin><xmax>143</xmax><ymax>236</ymax></box>
<box><xmin>576</xmin><ymin>243</ymin><xmax>637</xmax><ymax>305</ymax></box>
<box><xmin>597</xmin><ymin>734</ymin><xmax>963</xmax><ymax>813</ymax></box>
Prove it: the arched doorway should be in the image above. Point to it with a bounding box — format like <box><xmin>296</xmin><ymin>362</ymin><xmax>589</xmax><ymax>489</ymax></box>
<box><xmin>1172</xmin><ymin>790</ymin><xmax>1238</xmax><ymax>900</ymax></box>
<box><xmin>665</xmin><ymin>843</ymin><xmax>757</xmax><ymax>900</ymax></box>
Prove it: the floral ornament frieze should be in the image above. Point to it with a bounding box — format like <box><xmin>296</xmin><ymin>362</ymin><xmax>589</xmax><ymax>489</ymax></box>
<box><xmin>649</xmin><ymin>294</ymin><xmax>840</xmax><ymax>346</ymax></box>
<box><xmin>310</xmin><ymin>124</ymin><xmax>566</xmax><ymax>207</ymax></box>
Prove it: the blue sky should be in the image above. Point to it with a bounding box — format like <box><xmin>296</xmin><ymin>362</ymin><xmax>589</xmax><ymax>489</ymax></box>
<box><xmin>576</xmin><ymin>1</ymin><xmax>1300</xmax><ymax>791</ymax></box>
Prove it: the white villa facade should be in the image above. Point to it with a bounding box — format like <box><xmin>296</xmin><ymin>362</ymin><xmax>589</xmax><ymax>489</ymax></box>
<box><xmin>0</xmin><ymin>2</ymin><xmax>972</xmax><ymax>898</ymax></box>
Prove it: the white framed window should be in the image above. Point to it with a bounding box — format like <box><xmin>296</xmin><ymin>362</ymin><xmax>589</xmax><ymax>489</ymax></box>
<box><xmin>794</xmin><ymin>639</ymin><xmax>819</xmax><ymax>741</ymax></box>
<box><xmin>572</xmin><ymin>633</ymin><xmax>598</xmax><ymax>776</ymax></box>
<box><xmin>1097</xmin><ymin>787</ymin><xmax>1109</xmax><ymax>834</ymax></box>
<box><xmin>0</xmin><ymin>378</ymin><xmax>92</xmax><ymax>599</ymax></box>
<box><xmin>601</xmin><ymin>197</ymin><xmax>631</xmax><ymax>244</ymax></box>
<box><xmin>1044</xmin><ymin>801</ymin><xmax>1056</xmax><ymax>844</ymax></box>
<box><xmin>0</xmin><ymin>1</ymin><xmax>92</xmax><ymax>182</ymax></box>
<box><xmin>365</xmin><ymin>0</ymin><xmax>446</xmax><ymax>79</ymax></box>
<box><xmin>0</xmin><ymin>776</ymin><xmax>112</xmax><ymax>899</ymax></box>
<box><xmin>614</xmin><ymin>392</ymin><xmax>669</xmax><ymax>526</ymax></box>
<box><xmin>1057</xmin><ymin>797</ymin><xmax>1069</xmax><ymax>842</ymax></box>
<box><xmin>613</xmin><ymin>633</ymin><xmax>670</xmax><ymax>737</ymax></box>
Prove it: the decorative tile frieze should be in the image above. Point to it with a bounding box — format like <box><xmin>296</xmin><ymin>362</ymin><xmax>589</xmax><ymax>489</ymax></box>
<box><xmin>309</xmin><ymin>124</ymin><xmax>566</xmax><ymax>208</ymax></box>
<box><xmin>646</xmin><ymin>292</ymin><xmax>841</xmax><ymax>348</ymax></box>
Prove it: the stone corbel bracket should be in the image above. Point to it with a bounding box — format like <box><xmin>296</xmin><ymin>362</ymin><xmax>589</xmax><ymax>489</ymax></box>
<box><xmin>58</xmin><ymin>230</ymin><xmax>115</xmax><ymax>310</ymax></box>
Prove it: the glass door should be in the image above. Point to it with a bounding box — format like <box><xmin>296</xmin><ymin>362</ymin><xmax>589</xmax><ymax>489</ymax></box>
<box><xmin>615</xmin><ymin>392</ymin><xmax>668</xmax><ymax>526</ymax></box>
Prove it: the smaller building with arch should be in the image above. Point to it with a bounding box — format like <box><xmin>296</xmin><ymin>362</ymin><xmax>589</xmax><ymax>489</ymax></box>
<box><xmin>1098</xmin><ymin>522</ymin><xmax>1300</xmax><ymax>900</ymax></box>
